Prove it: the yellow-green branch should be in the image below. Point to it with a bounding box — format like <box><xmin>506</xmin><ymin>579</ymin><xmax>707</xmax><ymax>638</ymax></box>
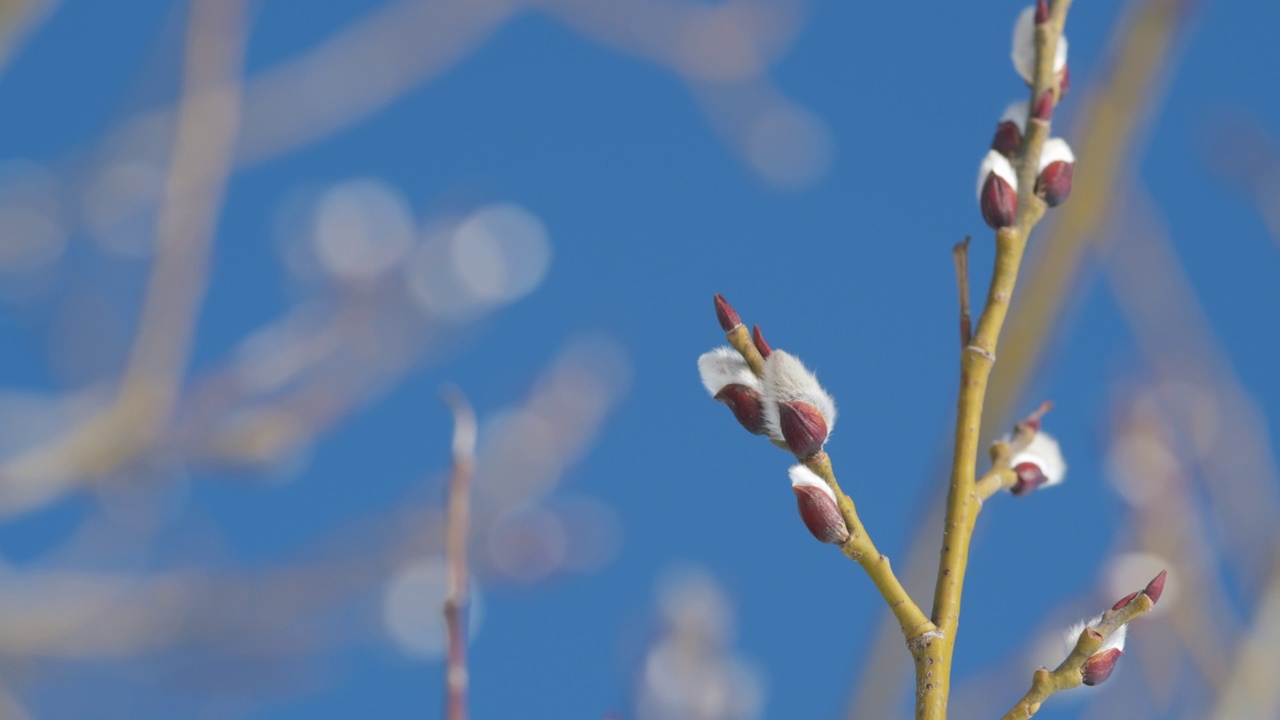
<box><xmin>919</xmin><ymin>4</ymin><xmax>1073</xmax><ymax>718</ymax></box>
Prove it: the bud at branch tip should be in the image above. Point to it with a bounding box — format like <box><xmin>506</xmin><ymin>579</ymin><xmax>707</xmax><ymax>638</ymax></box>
<box><xmin>714</xmin><ymin>293</ymin><xmax>742</xmax><ymax>332</ymax></box>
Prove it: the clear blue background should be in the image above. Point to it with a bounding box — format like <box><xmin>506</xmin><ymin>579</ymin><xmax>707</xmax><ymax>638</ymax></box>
<box><xmin>0</xmin><ymin>1</ymin><xmax>1276</xmax><ymax>718</ymax></box>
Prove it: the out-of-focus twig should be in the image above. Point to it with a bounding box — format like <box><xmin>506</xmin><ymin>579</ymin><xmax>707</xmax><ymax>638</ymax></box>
<box><xmin>442</xmin><ymin>388</ymin><xmax>476</xmax><ymax>720</ymax></box>
<box><xmin>0</xmin><ymin>0</ymin><xmax>248</xmax><ymax>511</ymax></box>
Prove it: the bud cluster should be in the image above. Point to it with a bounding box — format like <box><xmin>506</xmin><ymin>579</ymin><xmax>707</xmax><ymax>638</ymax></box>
<box><xmin>697</xmin><ymin>294</ymin><xmax>845</xmax><ymax>544</ymax></box>
<box><xmin>977</xmin><ymin>3</ymin><xmax>1076</xmax><ymax>229</ymax></box>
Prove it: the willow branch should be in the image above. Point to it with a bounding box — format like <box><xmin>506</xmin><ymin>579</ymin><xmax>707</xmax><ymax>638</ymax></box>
<box><xmin>442</xmin><ymin>387</ymin><xmax>477</xmax><ymax>720</ymax></box>
<box><xmin>919</xmin><ymin>4</ymin><xmax>1072</xmax><ymax>719</ymax></box>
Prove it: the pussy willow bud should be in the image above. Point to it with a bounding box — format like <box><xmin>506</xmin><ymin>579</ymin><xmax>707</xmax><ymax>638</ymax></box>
<box><xmin>751</xmin><ymin>324</ymin><xmax>772</xmax><ymax>358</ymax></box>
<box><xmin>1036</xmin><ymin>138</ymin><xmax>1075</xmax><ymax>207</ymax></box>
<box><xmin>977</xmin><ymin>150</ymin><xmax>1018</xmax><ymax>229</ymax></box>
<box><xmin>714</xmin><ymin>293</ymin><xmax>742</xmax><ymax>332</ymax></box>
<box><xmin>1081</xmin><ymin>648</ymin><xmax>1122</xmax><ymax>686</ymax></box>
<box><xmin>762</xmin><ymin>351</ymin><xmax>837</xmax><ymax>460</ymax></box>
<box><xmin>992</xmin><ymin>101</ymin><xmax>1029</xmax><ymax>157</ymax></box>
<box><xmin>1008</xmin><ymin>431</ymin><xmax>1066</xmax><ymax>495</ymax></box>
<box><xmin>789</xmin><ymin>465</ymin><xmax>849</xmax><ymax>544</ymax></box>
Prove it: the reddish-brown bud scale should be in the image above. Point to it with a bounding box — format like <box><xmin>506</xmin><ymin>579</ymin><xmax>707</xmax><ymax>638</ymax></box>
<box><xmin>1081</xmin><ymin>648</ymin><xmax>1122</xmax><ymax>686</ymax></box>
<box><xmin>1144</xmin><ymin>569</ymin><xmax>1167</xmax><ymax>604</ymax></box>
<box><xmin>1037</xmin><ymin>160</ymin><xmax>1074</xmax><ymax>207</ymax></box>
<box><xmin>751</xmin><ymin>325</ymin><xmax>772</xmax><ymax>358</ymax></box>
<box><xmin>714</xmin><ymin>384</ymin><xmax>766</xmax><ymax>435</ymax></box>
<box><xmin>793</xmin><ymin>484</ymin><xmax>849</xmax><ymax>544</ymax></box>
<box><xmin>981</xmin><ymin>174</ymin><xmax>1018</xmax><ymax>229</ymax></box>
<box><xmin>1035</xmin><ymin>0</ymin><xmax>1050</xmax><ymax>24</ymax></box>
<box><xmin>1058</xmin><ymin>65</ymin><xmax>1071</xmax><ymax>96</ymax></box>
<box><xmin>1032</xmin><ymin>90</ymin><xmax>1055</xmax><ymax>121</ymax></box>
<box><xmin>714</xmin><ymin>293</ymin><xmax>742</xmax><ymax>332</ymax></box>
<box><xmin>991</xmin><ymin>121</ymin><xmax>1022</xmax><ymax>157</ymax></box>
<box><xmin>1111</xmin><ymin>591</ymin><xmax>1139</xmax><ymax>611</ymax></box>
<box><xmin>1011</xmin><ymin>461</ymin><xmax>1047</xmax><ymax>496</ymax></box>
<box><xmin>778</xmin><ymin>401</ymin><xmax>829</xmax><ymax>460</ymax></box>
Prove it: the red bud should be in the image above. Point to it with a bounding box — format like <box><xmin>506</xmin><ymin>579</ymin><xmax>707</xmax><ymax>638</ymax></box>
<box><xmin>991</xmin><ymin>121</ymin><xmax>1023</xmax><ymax>157</ymax></box>
<box><xmin>793</xmin><ymin>484</ymin><xmax>849</xmax><ymax>544</ymax></box>
<box><xmin>1032</xmin><ymin>90</ymin><xmax>1055</xmax><ymax>122</ymax></box>
<box><xmin>1011</xmin><ymin>461</ymin><xmax>1047</xmax><ymax>496</ymax></box>
<box><xmin>1143</xmin><ymin>569</ymin><xmax>1167</xmax><ymax>605</ymax></box>
<box><xmin>714</xmin><ymin>293</ymin><xmax>742</xmax><ymax>332</ymax></box>
<box><xmin>1035</xmin><ymin>0</ymin><xmax>1050</xmax><ymax>24</ymax></box>
<box><xmin>981</xmin><ymin>173</ymin><xmax>1018</xmax><ymax>229</ymax></box>
<box><xmin>751</xmin><ymin>325</ymin><xmax>772</xmax><ymax>358</ymax></box>
<box><xmin>1111</xmin><ymin>591</ymin><xmax>1139</xmax><ymax>611</ymax></box>
<box><xmin>714</xmin><ymin>384</ymin><xmax>766</xmax><ymax>435</ymax></box>
<box><xmin>1081</xmin><ymin>648</ymin><xmax>1122</xmax><ymax>686</ymax></box>
<box><xmin>1037</xmin><ymin>160</ymin><xmax>1073</xmax><ymax>207</ymax></box>
<box><xmin>778</xmin><ymin>401</ymin><xmax>829</xmax><ymax>460</ymax></box>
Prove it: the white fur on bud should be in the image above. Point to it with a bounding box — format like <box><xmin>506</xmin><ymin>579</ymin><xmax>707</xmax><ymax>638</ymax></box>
<box><xmin>789</xmin><ymin>465</ymin><xmax>848</xmax><ymax>544</ymax></box>
<box><xmin>1064</xmin><ymin>614</ymin><xmax>1127</xmax><ymax>656</ymax></box>
<box><xmin>698</xmin><ymin>347</ymin><xmax>760</xmax><ymax>396</ymax></box>
<box><xmin>977</xmin><ymin>150</ymin><xmax>1019</xmax><ymax>203</ymax></box>
<box><xmin>761</xmin><ymin>350</ymin><xmax>837</xmax><ymax>444</ymax></box>
<box><xmin>789</xmin><ymin>464</ymin><xmax>837</xmax><ymax>504</ymax></box>
<box><xmin>978</xmin><ymin>150</ymin><xmax>1019</xmax><ymax>229</ymax></box>
<box><xmin>1001</xmin><ymin>100</ymin><xmax>1030</xmax><ymax>131</ymax></box>
<box><xmin>1012</xmin><ymin>5</ymin><xmax>1068</xmax><ymax>84</ymax></box>
<box><xmin>1009</xmin><ymin>431</ymin><xmax>1067</xmax><ymax>490</ymax></box>
<box><xmin>1065</xmin><ymin>614</ymin><xmax>1127</xmax><ymax>685</ymax></box>
<box><xmin>1038</xmin><ymin>137</ymin><xmax>1076</xmax><ymax>169</ymax></box>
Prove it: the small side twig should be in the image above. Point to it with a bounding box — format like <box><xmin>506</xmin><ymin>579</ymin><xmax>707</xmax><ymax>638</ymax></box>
<box><xmin>953</xmin><ymin>237</ymin><xmax>972</xmax><ymax>347</ymax></box>
<box><xmin>442</xmin><ymin>387</ymin><xmax>477</xmax><ymax>720</ymax></box>
<box><xmin>1001</xmin><ymin>571</ymin><xmax>1166</xmax><ymax>719</ymax></box>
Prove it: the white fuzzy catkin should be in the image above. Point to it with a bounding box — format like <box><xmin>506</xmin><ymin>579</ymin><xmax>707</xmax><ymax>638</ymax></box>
<box><xmin>976</xmin><ymin>150</ymin><xmax>1019</xmax><ymax>202</ymax></box>
<box><xmin>1011</xmin><ymin>5</ymin><xmax>1068</xmax><ymax>84</ymax></box>
<box><xmin>1000</xmin><ymin>100</ymin><xmax>1030</xmax><ymax>130</ymax></box>
<box><xmin>788</xmin><ymin>464</ymin><xmax>837</xmax><ymax>504</ymax></box>
<box><xmin>1038</xmin><ymin>137</ymin><xmax>1076</xmax><ymax>170</ymax></box>
<box><xmin>761</xmin><ymin>350</ymin><xmax>837</xmax><ymax>443</ymax></box>
<box><xmin>1064</xmin><ymin>614</ymin><xmax>1127</xmax><ymax>657</ymax></box>
<box><xmin>697</xmin><ymin>347</ymin><xmax>760</xmax><ymax>396</ymax></box>
<box><xmin>1010</xmin><ymin>431</ymin><xmax>1067</xmax><ymax>487</ymax></box>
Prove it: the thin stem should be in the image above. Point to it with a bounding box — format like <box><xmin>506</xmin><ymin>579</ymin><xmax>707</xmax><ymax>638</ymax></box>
<box><xmin>442</xmin><ymin>388</ymin><xmax>477</xmax><ymax>720</ymax></box>
<box><xmin>953</xmin><ymin>237</ymin><xmax>972</xmax><ymax>347</ymax></box>
<box><xmin>920</xmin><ymin>4</ymin><xmax>1073</xmax><ymax>718</ymax></box>
<box><xmin>805</xmin><ymin>452</ymin><xmax>936</xmax><ymax>639</ymax></box>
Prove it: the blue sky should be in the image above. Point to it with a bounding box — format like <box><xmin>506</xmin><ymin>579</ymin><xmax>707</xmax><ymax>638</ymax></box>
<box><xmin>0</xmin><ymin>1</ymin><xmax>1277</xmax><ymax>718</ymax></box>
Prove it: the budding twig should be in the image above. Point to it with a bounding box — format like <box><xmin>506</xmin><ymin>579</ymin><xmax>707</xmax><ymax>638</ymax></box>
<box><xmin>442</xmin><ymin>387</ymin><xmax>477</xmax><ymax>720</ymax></box>
<box><xmin>1000</xmin><ymin>571</ymin><xmax>1166</xmax><ymax>719</ymax></box>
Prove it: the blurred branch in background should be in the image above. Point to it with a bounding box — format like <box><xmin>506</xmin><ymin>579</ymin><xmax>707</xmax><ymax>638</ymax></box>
<box><xmin>0</xmin><ymin>0</ymin><xmax>247</xmax><ymax>512</ymax></box>
<box><xmin>844</xmin><ymin>1</ymin><xmax>1193</xmax><ymax>716</ymax></box>
<box><xmin>1202</xmin><ymin>108</ymin><xmax>1280</xmax><ymax>252</ymax></box>
<box><xmin>442</xmin><ymin>388</ymin><xmax>476</xmax><ymax>720</ymax></box>
<box><xmin>0</xmin><ymin>0</ymin><xmax>57</xmax><ymax>80</ymax></box>
<box><xmin>0</xmin><ymin>338</ymin><xmax>625</xmax><ymax>711</ymax></box>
